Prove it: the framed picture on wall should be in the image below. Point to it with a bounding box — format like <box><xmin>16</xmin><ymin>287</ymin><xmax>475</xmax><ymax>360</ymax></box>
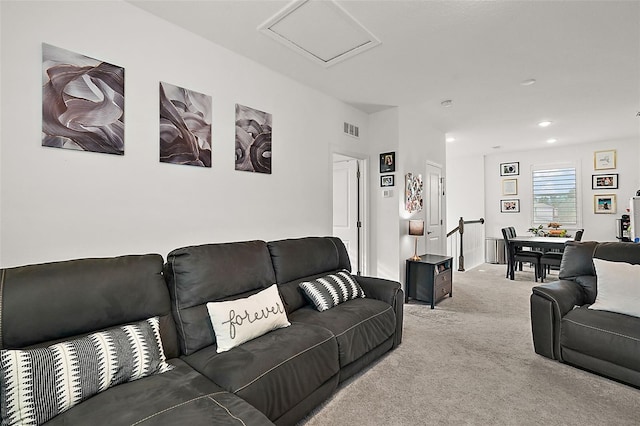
<box><xmin>500</xmin><ymin>162</ymin><xmax>519</xmax><ymax>176</ymax></box>
<box><xmin>594</xmin><ymin>194</ymin><xmax>616</xmax><ymax>214</ymax></box>
<box><xmin>380</xmin><ymin>152</ymin><xmax>396</xmax><ymax>173</ymax></box>
<box><xmin>502</xmin><ymin>178</ymin><xmax>518</xmax><ymax>195</ymax></box>
<box><xmin>500</xmin><ymin>199</ymin><xmax>520</xmax><ymax>213</ymax></box>
<box><xmin>592</xmin><ymin>173</ymin><xmax>618</xmax><ymax>189</ymax></box>
<box><xmin>380</xmin><ymin>175</ymin><xmax>394</xmax><ymax>187</ymax></box>
<box><xmin>594</xmin><ymin>150</ymin><xmax>616</xmax><ymax>170</ymax></box>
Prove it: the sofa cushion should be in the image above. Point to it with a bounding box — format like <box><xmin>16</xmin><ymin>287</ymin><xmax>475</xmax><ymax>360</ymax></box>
<box><xmin>268</xmin><ymin>237</ymin><xmax>346</xmax><ymax>284</ymax></box>
<box><xmin>288</xmin><ymin>298</ymin><xmax>396</xmax><ymax>368</ymax></box>
<box><xmin>588</xmin><ymin>259</ymin><xmax>640</xmax><ymax>318</ymax></box>
<box><xmin>574</xmin><ymin>275</ymin><xmax>597</xmax><ymax>305</ymax></box>
<box><xmin>1</xmin><ymin>317</ymin><xmax>173</xmax><ymax>426</ymax></box>
<box><xmin>594</xmin><ymin>241</ymin><xmax>640</xmax><ymax>264</ymax></box>
<box><xmin>269</xmin><ymin>237</ymin><xmax>352</xmax><ymax>313</ymax></box>
<box><xmin>299</xmin><ymin>271</ymin><xmax>365</xmax><ymax>312</ymax></box>
<box><xmin>561</xmin><ymin>306</ymin><xmax>640</xmax><ymax>372</ymax></box>
<box><xmin>0</xmin><ymin>254</ymin><xmax>178</xmax><ymax>358</ymax></box>
<box><xmin>206</xmin><ymin>284</ymin><xmax>290</xmax><ymax>353</ymax></box>
<box><xmin>44</xmin><ymin>359</ymin><xmax>273</xmax><ymax>426</ymax></box>
<box><xmin>183</xmin><ymin>322</ymin><xmax>339</xmax><ymax>422</ymax></box>
<box><xmin>164</xmin><ymin>241</ymin><xmax>276</xmax><ymax>355</ymax></box>
<box><xmin>558</xmin><ymin>241</ymin><xmax>598</xmax><ymax>280</ymax></box>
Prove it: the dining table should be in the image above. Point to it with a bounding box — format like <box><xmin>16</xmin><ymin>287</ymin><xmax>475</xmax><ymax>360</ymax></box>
<box><xmin>509</xmin><ymin>236</ymin><xmax>573</xmax><ymax>251</ymax></box>
<box><xmin>506</xmin><ymin>236</ymin><xmax>573</xmax><ymax>281</ymax></box>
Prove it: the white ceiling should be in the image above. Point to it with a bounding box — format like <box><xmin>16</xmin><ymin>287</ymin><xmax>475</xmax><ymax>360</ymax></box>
<box><xmin>129</xmin><ymin>0</ymin><xmax>640</xmax><ymax>158</ymax></box>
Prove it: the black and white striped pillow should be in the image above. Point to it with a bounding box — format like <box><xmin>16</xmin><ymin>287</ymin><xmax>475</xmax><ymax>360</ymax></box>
<box><xmin>0</xmin><ymin>317</ymin><xmax>173</xmax><ymax>426</ymax></box>
<box><xmin>299</xmin><ymin>270</ymin><xmax>366</xmax><ymax>312</ymax></box>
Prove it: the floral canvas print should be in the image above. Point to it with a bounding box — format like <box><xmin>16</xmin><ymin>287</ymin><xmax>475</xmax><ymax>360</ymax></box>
<box><xmin>235</xmin><ymin>104</ymin><xmax>272</xmax><ymax>174</ymax></box>
<box><xmin>405</xmin><ymin>173</ymin><xmax>423</xmax><ymax>213</ymax></box>
<box><xmin>42</xmin><ymin>43</ymin><xmax>124</xmax><ymax>155</ymax></box>
<box><xmin>159</xmin><ymin>82</ymin><xmax>212</xmax><ymax>167</ymax></box>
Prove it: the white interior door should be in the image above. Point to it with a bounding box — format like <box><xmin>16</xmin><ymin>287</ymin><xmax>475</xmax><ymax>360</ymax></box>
<box><xmin>333</xmin><ymin>158</ymin><xmax>359</xmax><ymax>272</ymax></box>
<box><xmin>426</xmin><ymin>162</ymin><xmax>445</xmax><ymax>254</ymax></box>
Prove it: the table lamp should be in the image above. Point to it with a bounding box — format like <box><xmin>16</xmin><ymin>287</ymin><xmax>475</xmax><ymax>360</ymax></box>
<box><xmin>409</xmin><ymin>220</ymin><xmax>425</xmax><ymax>261</ymax></box>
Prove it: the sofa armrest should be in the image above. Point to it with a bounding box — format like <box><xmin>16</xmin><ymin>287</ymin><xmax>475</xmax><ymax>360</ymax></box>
<box><xmin>356</xmin><ymin>276</ymin><xmax>404</xmax><ymax>348</ymax></box>
<box><xmin>530</xmin><ymin>279</ymin><xmax>584</xmax><ymax>360</ymax></box>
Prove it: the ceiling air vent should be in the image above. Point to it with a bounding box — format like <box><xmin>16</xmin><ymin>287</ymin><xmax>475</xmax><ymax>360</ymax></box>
<box><xmin>258</xmin><ymin>0</ymin><xmax>381</xmax><ymax>68</ymax></box>
<box><xmin>344</xmin><ymin>122</ymin><xmax>359</xmax><ymax>138</ymax></box>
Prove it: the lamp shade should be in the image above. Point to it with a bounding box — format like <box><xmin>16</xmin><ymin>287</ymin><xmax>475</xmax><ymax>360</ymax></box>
<box><xmin>409</xmin><ymin>220</ymin><xmax>425</xmax><ymax>236</ymax></box>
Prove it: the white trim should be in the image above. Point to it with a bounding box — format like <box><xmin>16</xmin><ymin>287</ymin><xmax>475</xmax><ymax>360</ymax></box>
<box><xmin>331</xmin><ymin>150</ymin><xmax>370</xmax><ymax>276</ymax></box>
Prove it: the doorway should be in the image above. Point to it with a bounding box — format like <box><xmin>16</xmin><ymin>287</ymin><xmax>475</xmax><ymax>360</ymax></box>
<box><xmin>425</xmin><ymin>161</ymin><xmax>445</xmax><ymax>255</ymax></box>
<box><xmin>332</xmin><ymin>153</ymin><xmax>367</xmax><ymax>275</ymax></box>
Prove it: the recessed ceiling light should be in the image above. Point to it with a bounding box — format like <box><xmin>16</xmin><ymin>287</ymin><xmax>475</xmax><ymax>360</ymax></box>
<box><xmin>546</xmin><ymin>138</ymin><xmax>558</xmax><ymax>144</ymax></box>
<box><xmin>538</xmin><ymin>121</ymin><xmax>552</xmax><ymax>127</ymax></box>
<box><xmin>441</xmin><ymin>100</ymin><xmax>453</xmax><ymax>108</ymax></box>
<box><xmin>521</xmin><ymin>78</ymin><xmax>537</xmax><ymax>86</ymax></box>
<box><xmin>446</xmin><ymin>136</ymin><xmax>456</xmax><ymax>143</ymax></box>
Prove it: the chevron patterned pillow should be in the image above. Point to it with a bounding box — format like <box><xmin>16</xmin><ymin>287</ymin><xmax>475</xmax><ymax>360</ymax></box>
<box><xmin>0</xmin><ymin>317</ymin><xmax>173</xmax><ymax>426</ymax></box>
<box><xmin>299</xmin><ymin>270</ymin><xmax>366</xmax><ymax>312</ymax></box>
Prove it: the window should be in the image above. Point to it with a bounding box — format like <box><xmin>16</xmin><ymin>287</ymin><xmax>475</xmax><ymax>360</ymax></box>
<box><xmin>532</xmin><ymin>166</ymin><xmax>578</xmax><ymax>225</ymax></box>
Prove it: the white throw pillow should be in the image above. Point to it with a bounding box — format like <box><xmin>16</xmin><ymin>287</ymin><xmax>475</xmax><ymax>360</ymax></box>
<box><xmin>206</xmin><ymin>284</ymin><xmax>290</xmax><ymax>353</ymax></box>
<box><xmin>588</xmin><ymin>258</ymin><xmax>640</xmax><ymax>318</ymax></box>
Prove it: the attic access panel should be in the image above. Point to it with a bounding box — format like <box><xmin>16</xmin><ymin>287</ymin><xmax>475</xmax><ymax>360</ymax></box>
<box><xmin>258</xmin><ymin>0</ymin><xmax>381</xmax><ymax>67</ymax></box>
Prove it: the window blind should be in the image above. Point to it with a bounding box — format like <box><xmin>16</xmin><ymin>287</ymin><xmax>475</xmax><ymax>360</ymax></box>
<box><xmin>532</xmin><ymin>167</ymin><xmax>577</xmax><ymax>225</ymax></box>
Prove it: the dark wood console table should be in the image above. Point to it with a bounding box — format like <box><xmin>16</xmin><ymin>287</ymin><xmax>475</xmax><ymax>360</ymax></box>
<box><xmin>405</xmin><ymin>254</ymin><xmax>453</xmax><ymax>309</ymax></box>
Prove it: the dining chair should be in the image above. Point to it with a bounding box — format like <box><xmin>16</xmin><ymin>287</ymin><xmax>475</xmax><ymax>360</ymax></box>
<box><xmin>501</xmin><ymin>227</ymin><xmax>542</xmax><ymax>281</ymax></box>
<box><xmin>540</xmin><ymin>229</ymin><xmax>584</xmax><ymax>281</ymax></box>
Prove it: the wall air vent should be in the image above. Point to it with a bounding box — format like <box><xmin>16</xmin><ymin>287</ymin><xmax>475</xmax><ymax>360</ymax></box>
<box><xmin>258</xmin><ymin>0</ymin><xmax>381</xmax><ymax>68</ymax></box>
<box><xmin>344</xmin><ymin>122</ymin><xmax>359</xmax><ymax>138</ymax></box>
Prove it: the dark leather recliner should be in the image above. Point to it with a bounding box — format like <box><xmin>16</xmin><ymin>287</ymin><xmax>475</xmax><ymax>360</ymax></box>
<box><xmin>0</xmin><ymin>255</ymin><xmax>272</xmax><ymax>426</ymax></box>
<box><xmin>164</xmin><ymin>236</ymin><xmax>403</xmax><ymax>425</ymax></box>
<box><xmin>530</xmin><ymin>241</ymin><xmax>640</xmax><ymax>388</ymax></box>
<box><xmin>1</xmin><ymin>236</ymin><xmax>403</xmax><ymax>425</ymax></box>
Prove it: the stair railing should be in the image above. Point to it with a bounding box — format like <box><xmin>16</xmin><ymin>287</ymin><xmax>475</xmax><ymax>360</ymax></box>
<box><xmin>447</xmin><ymin>217</ymin><xmax>485</xmax><ymax>271</ymax></box>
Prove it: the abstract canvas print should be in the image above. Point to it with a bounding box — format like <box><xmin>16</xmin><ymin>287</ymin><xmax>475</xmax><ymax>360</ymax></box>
<box><xmin>159</xmin><ymin>82</ymin><xmax>212</xmax><ymax>167</ymax></box>
<box><xmin>42</xmin><ymin>43</ymin><xmax>125</xmax><ymax>155</ymax></box>
<box><xmin>235</xmin><ymin>104</ymin><xmax>272</xmax><ymax>174</ymax></box>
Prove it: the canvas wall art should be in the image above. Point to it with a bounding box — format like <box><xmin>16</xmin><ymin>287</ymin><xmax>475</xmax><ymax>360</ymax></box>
<box><xmin>405</xmin><ymin>173</ymin><xmax>423</xmax><ymax>213</ymax></box>
<box><xmin>42</xmin><ymin>43</ymin><xmax>125</xmax><ymax>155</ymax></box>
<box><xmin>235</xmin><ymin>104</ymin><xmax>272</xmax><ymax>174</ymax></box>
<box><xmin>159</xmin><ymin>82</ymin><xmax>212</xmax><ymax>167</ymax></box>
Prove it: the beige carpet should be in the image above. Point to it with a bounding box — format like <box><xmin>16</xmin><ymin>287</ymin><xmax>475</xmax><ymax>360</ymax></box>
<box><xmin>300</xmin><ymin>263</ymin><xmax>640</xmax><ymax>425</ymax></box>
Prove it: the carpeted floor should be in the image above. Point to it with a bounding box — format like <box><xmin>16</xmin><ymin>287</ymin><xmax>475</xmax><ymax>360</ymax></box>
<box><xmin>300</xmin><ymin>263</ymin><xmax>640</xmax><ymax>425</ymax></box>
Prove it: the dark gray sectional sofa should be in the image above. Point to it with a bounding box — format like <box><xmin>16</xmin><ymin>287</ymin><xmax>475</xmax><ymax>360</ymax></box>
<box><xmin>530</xmin><ymin>241</ymin><xmax>640</xmax><ymax>387</ymax></box>
<box><xmin>0</xmin><ymin>237</ymin><xmax>403</xmax><ymax>425</ymax></box>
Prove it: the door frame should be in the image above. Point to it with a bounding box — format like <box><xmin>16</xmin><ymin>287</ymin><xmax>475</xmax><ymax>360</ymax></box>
<box><xmin>332</xmin><ymin>150</ymin><xmax>369</xmax><ymax>275</ymax></box>
<box><xmin>425</xmin><ymin>160</ymin><xmax>446</xmax><ymax>255</ymax></box>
